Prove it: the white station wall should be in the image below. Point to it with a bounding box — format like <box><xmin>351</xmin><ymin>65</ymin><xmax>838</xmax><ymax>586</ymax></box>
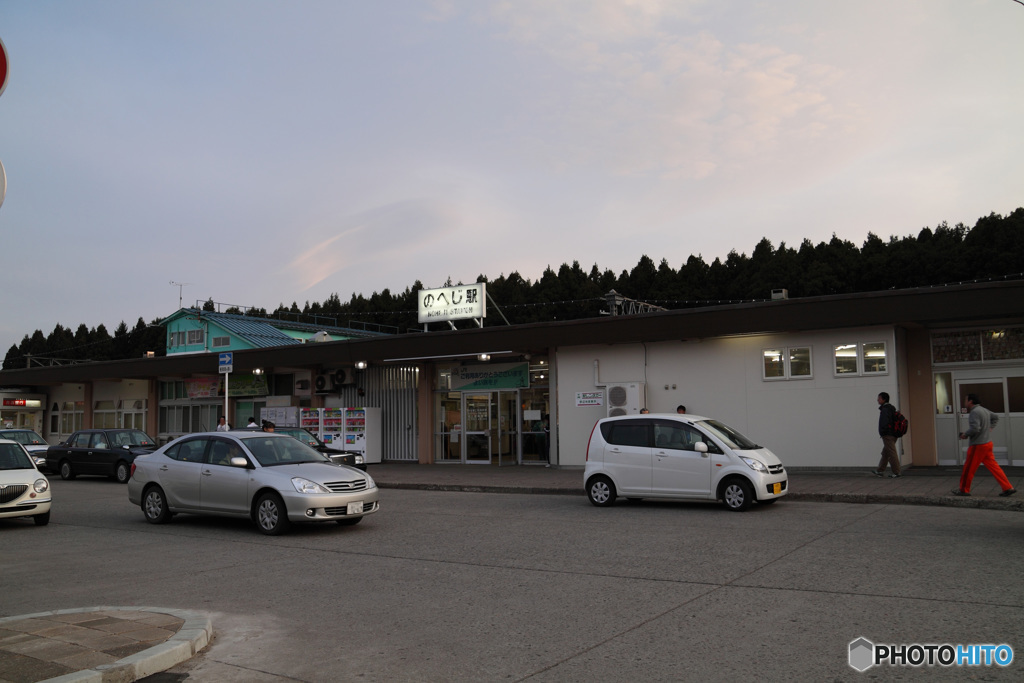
<box><xmin>555</xmin><ymin>326</ymin><xmax>899</xmax><ymax>468</ymax></box>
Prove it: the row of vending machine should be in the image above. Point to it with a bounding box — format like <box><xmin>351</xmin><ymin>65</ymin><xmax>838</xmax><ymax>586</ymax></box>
<box><xmin>259</xmin><ymin>406</ymin><xmax>382</xmax><ymax>464</ymax></box>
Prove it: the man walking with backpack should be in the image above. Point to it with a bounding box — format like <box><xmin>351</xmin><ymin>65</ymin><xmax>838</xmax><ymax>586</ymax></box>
<box><xmin>951</xmin><ymin>393</ymin><xmax>1016</xmax><ymax>497</ymax></box>
<box><xmin>874</xmin><ymin>392</ymin><xmax>902</xmax><ymax>478</ymax></box>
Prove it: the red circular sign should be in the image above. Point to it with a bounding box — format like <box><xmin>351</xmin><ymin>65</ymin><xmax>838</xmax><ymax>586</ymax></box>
<box><xmin>0</xmin><ymin>36</ymin><xmax>8</xmax><ymax>98</ymax></box>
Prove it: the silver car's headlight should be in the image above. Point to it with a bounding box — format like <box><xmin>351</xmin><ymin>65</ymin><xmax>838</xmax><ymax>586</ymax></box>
<box><xmin>740</xmin><ymin>457</ymin><xmax>767</xmax><ymax>472</ymax></box>
<box><xmin>33</xmin><ymin>478</ymin><xmax>49</xmax><ymax>493</ymax></box>
<box><xmin>291</xmin><ymin>477</ymin><xmax>330</xmax><ymax>494</ymax></box>
<box><xmin>363</xmin><ymin>472</ymin><xmax>375</xmax><ymax>488</ymax></box>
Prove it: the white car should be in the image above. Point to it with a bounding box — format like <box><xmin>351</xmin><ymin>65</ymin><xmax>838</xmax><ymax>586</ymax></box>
<box><xmin>128</xmin><ymin>431</ymin><xmax>379</xmax><ymax>535</ymax></box>
<box><xmin>584</xmin><ymin>414</ymin><xmax>788</xmax><ymax>511</ymax></box>
<box><xmin>0</xmin><ymin>439</ymin><xmax>52</xmax><ymax>526</ymax></box>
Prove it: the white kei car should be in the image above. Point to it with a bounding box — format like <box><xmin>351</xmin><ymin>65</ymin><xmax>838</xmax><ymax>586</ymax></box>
<box><xmin>584</xmin><ymin>414</ymin><xmax>788</xmax><ymax>511</ymax></box>
<box><xmin>0</xmin><ymin>439</ymin><xmax>52</xmax><ymax>526</ymax></box>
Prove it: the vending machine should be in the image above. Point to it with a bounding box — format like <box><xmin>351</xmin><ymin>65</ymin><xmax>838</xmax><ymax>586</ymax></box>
<box><xmin>299</xmin><ymin>408</ymin><xmax>323</xmax><ymax>438</ymax></box>
<box><xmin>342</xmin><ymin>407</ymin><xmax>382</xmax><ymax>464</ymax></box>
<box><xmin>321</xmin><ymin>408</ymin><xmax>345</xmax><ymax>447</ymax></box>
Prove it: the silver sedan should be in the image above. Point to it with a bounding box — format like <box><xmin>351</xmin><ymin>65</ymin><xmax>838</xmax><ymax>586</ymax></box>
<box><xmin>127</xmin><ymin>432</ymin><xmax>378</xmax><ymax>535</ymax></box>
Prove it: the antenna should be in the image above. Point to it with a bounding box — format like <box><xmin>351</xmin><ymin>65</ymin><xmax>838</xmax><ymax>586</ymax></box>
<box><xmin>169</xmin><ymin>281</ymin><xmax>191</xmax><ymax>309</ymax></box>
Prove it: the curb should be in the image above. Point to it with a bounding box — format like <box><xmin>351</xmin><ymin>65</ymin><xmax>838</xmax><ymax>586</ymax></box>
<box><xmin>377</xmin><ymin>483</ymin><xmax>1024</xmax><ymax>511</ymax></box>
<box><xmin>0</xmin><ymin>606</ymin><xmax>212</xmax><ymax>683</ymax></box>
<box><xmin>786</xmin><ymin>492</ymin><xmax>1024</xmax><ymax>512</ymax></box>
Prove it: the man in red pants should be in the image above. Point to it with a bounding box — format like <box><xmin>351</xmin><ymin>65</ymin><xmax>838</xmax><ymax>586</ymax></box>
<box><xmin>952</xmin><ymin>393</ymin><xmax>1016</xmax><ymax>497</ymax></box>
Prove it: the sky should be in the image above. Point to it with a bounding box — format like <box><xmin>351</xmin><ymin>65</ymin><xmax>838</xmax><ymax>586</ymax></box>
<box><xmin>0</xmin><ymin>0</ymin><xmax>1022</xmax><ymax>354</ymax></box>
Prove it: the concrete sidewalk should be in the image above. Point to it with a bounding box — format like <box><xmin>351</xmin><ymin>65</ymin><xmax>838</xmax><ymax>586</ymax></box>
<box><xmin>369</xmin><ymin>463</ymin><xmax>1024</xmax><ymax>512</ymax></box>
<box><xmin>0</xmin><ymin>608</ymin><xmax>211</xmax><ymax>683</ymax></box>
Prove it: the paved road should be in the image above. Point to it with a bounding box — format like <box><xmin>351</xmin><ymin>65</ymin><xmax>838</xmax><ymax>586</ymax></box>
<box><xmin>2</xmin><ymin>479</ymin><xmax>1022</xmax><ymax>681</ymax></box>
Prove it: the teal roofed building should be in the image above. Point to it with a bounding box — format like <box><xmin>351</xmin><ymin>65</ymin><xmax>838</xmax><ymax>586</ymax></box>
<box><xmin>160</xmin><ymin>308</ymin><xmax>389</xmax><ymax>355</ymax></box>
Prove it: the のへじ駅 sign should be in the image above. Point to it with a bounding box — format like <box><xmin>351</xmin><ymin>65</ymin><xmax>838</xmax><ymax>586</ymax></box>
<box><xmin>451</xmin><ymin>363</ymin><xmax>529</xmax><ymax>390</ymax></box>
<box><xmin>418</xmin><ymin>283</ymin><xmax>485</xmax><ymax>324</ymax></box>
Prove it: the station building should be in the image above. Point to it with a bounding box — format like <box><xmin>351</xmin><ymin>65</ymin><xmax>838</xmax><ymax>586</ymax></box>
<box><xmin>1</xmin><ymin>279</ymin><xmax>1022</xmax><ymax>470</ymax></box>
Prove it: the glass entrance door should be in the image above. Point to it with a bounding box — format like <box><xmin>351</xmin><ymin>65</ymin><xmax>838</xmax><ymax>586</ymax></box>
<box><xmin>496</xmin><ymin>390</ymin><xmax>519</xmax><ymax>466</ymax></box>
<box><xmin>463</xmin><ymin>392</ymin><xmax>492</xmax><ymax>464</ymax></box>
<box><xmin>954</xmin><ymin>379</ymin><xmax>1008</xmax><ymax>464</ymax></box>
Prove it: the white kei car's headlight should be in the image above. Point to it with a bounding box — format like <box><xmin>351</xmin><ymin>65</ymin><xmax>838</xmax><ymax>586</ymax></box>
<box><xmin>291</xmin><ymin>477</ymin><xmax>330</xmax><ymax>494</ymax></box>
<box><xmin>33</xmin><ymin>478</ymin><xmax>49</xmax><ymax>493</ymax></box>
<box><xmin>740</xmin><ymin>457</ymin><xmax>767</xmax><ymax>472</ymax></box>
<box><xmin>355</xmin><ymin>454</ymin><xmax>365</xmax><ymax>464</ymax></box>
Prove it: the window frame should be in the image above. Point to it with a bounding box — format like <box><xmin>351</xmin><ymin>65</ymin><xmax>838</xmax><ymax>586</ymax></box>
<box><xmin>833</xmin><ymin>341</ymin><xmax>889</xmax><ymax>377</ymax></box>
<box><xmin>761</xmin><ymin>345</ymin><xmax>813</xmax><ymax>381</ymax></box>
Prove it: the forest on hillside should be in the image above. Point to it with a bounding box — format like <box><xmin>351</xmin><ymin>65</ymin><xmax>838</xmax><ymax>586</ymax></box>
<box><xmin>5</xmin><ymin>208</ymin><xmax>1023</xmax><ymax>370</ymax></box>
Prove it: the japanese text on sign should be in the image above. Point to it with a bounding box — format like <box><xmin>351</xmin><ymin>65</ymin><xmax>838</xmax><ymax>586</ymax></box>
<box><xmin>418</xmin><ymin>283</ymin><xmax>486</xmax><ymax>323</ymax></box>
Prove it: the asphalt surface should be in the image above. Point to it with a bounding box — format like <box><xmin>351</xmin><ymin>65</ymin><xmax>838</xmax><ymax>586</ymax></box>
<box><xmin>2</xmin><ymin>463</ymin><xmax>1020</xmax><ymax>683</ymax></box>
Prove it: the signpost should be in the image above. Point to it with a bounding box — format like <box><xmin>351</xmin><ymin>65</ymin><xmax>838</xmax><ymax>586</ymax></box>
<box><xmin>1</xmin><ymin>36</ymin><xmax>9</xmax><ymax>211</ymax></box>
<box><xmin>0</xmin><ymin>35</ymin><xmax>9</xmax><ymax>98</ymax></box>
<box><xmin>219</xmin><ymin>352</ymin><xmax>233</xmax><ymax>424</ymax></box>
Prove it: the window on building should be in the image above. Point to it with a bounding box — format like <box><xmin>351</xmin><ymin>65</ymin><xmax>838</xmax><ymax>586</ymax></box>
<box><xmin>60</xmin><ymin>401</ymin><xmax>84</xmax><ymax>435</ymax></box>
<box><xmin>1009</xmin><ymin>377</ymin><xmax>1024</xmax><ymax>413</ymax></box>
<box><xmin>212</xmin><ymin>336</ymin><xmax>230</xmax><ymax>348</ymax></box>
<box><xmin>187</xmin><ymin>329</ymin><xmax>204</xmax><ymax>345</ymax></box>
<box><xmin>762</xmin><ymin>349</ymin><xmax>785</xmax><ymax>379</ymax></box>
<box><xmin>833</xmin><ymin>344</ymin><xmax>859</xmax><ymax>374</ymax></box>
<box><xmin>94</xmin><ymin>400</ymin><xmax>117</xmax><ymax>428</ymax></box>
<box><xmin>762</xmin><ymin>346</ymin><xmax>812</xmax><ymax>380</ymax></box>
<box><xmin>934</xmin><ymin>372</ymin><xmax>954</xmax><ymax>415</ymax></box>
<box><xmin>833</xmin><ymin>342</ymin><xmax>887</xmax><ymax>376</ymax></box>
<box><xmin>863</xmin><ymin>341</ymin><xmax>887</xmax><ymax>374</ymax></box>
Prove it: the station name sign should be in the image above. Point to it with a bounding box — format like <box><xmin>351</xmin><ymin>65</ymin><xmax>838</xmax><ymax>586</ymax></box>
<box><xmin>418</xmin><ymin>283</ymin><xmax>486</xmax><ymax>324</ymax></box>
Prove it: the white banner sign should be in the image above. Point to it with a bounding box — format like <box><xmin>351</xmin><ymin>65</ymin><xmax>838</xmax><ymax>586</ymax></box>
<box><xmin>418</xmin><ymin>283</ymin><xmax>486</xmax><ymax>323</ymax></box>
<box><xmin>576</xmin><ymin>391</ymin><xmax>604</xmax><ymax>407</ymax></box>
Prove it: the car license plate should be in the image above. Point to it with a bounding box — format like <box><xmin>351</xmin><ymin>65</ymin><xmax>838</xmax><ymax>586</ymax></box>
<box><xmin>347</xmin><ymin>501</ymin><xmax>363</xmax><ymax>515</ymax></box>
<box><xmin>772</xmin><ymin>483</ymin><xmax>781</xmax><ymax>494</ymax></box>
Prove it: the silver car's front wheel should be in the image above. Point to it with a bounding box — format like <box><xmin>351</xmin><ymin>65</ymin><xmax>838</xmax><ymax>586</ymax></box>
<box><xmin>255</xmin><ymin>493</ymin><xmax>290</xmax><ymax>536</ymax></box>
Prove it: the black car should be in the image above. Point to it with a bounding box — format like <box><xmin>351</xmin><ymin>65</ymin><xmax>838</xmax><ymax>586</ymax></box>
<box><xmin>46</xmin><ymin>429</ymin><xmax>158</xmax><ymax>483</ymax></box>
<box><xmin>233</xmin><ymin>426</ymin><xmax>366</xmax><ymax>470</ymax></box>
<box><xmin>278</xmin><ymin>428</ymin><xmax>366</xmax><ymax>470</ymax></box>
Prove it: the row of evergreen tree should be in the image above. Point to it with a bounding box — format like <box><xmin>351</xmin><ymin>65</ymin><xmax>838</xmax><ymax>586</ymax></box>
<box><xmin>5</xmin><ymin>208</ymin><xmax>1022</xmax><ymax>369</ymax></box>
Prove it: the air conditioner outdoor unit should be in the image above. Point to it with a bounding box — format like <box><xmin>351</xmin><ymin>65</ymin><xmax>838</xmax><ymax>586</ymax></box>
<box><xmin>331</xmin><ymin>367</ymin><xmax>355</xmax><ymax>386</ymax></box>
<box><xmin>607</xmin><ymin>382</ymin><xmax>644</xmax><ymax>417</ymax></box>
<box><xmin>314</xmin><ymin>374</ymin><xmax>332</xmax><ymax>394</ymax></box>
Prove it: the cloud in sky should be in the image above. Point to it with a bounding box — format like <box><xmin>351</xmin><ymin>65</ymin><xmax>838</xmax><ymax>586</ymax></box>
<box><xmin>0</xmin><ymin>0</ymin><xmax>1021</xmax><ymax>353</ymax></box>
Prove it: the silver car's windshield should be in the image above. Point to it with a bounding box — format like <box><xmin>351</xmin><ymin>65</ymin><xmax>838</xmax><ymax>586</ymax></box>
<box><xmin>1</xmin><ymin>430</ymin><xmax>46</xmax><ymax>445</ymax></box>
<box><xmin>243</xmin><ymin>436</ymin><xmax>330</xmax><ymax>466</ymax></box>
<box><xmin>695</xmin><ymin>420</ymin><xmax>761</xmax><ymax>450</ymax></box>
<box><xmin>0</xmin><ymin>443</ymin><xmax>34</xmax><ymax>470</ymax></box>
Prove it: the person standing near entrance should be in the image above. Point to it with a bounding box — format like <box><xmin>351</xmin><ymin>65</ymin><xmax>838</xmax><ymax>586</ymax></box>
<box><xmin>216</xmin><ymin>416</ymin><xmax>230</xmax><ymax>431</ymax></box>
<box><xmin>873</xmin><ymin>392</ymin><xmax>901</xmax><ymax>478</ymax></box>
<box><xmin>952</xmin><ymin>394</ymin><xmax>1016</xmax><ymax>497</ymax></box>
